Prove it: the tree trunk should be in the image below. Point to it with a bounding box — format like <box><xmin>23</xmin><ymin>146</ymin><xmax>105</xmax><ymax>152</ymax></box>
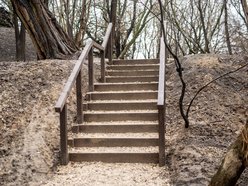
<box><xmin>13</xmin><ymin>11</ymin><xmax>26</xmax><ymax>61</ymax></box>
<box><xmin>209</xmin><ymin>120</ymin><xmax>248</xmax><ymax>186</ymax></box>
<box><xmin>10</xmin><ymin>0</ymin><xmax>78</xmax><ymax>60</ymax></box>
<box><xmin>75</xmin><ymin>0</ymin><xmax>87</xmax><ymax>47</ymax></box>
<box><xmin>241</xmin><ymin>0</ymin><xmax>248</xmax><ymax>24</ymax></box>
<box><xmin>110</xmin><ymin>0</ymin><xmax>117</xmax><ymax>56</ymax></box>
<box><xmin>197</xmin><ymin>0</ymin><xmax>210</xmax><ymax>53</ymax></box>
<box><xmin>224</xmin><ymin>0</ymin><xmax>232</xmax><ymax>55</ymax></box>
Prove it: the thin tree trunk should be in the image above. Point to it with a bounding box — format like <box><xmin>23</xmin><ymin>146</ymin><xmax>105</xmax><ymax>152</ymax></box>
<box><xmin>75</xmin><ymin>0</ymin><xmax>87</xmax><ymax>47</ymax></box>
<box><xmin>209</xmin><ymin>120</ymin><xmax>248</xmax><ymax>186</ymax></box>
<box><xmin>197</xmin><ymin>0</ymin><xmax>210</xmax><ymax>53</ymax></box>
<box><xmin>110</xmin><ymin>0</ymin><xmax>117</xmax><ymax>56</ymax></box>
<box><xmin>11</xmin><ymin>0</ymin><xmax>78</xmax><ymax>60</ymax></box>
<box><xmin>13</xmin><ymin>11</ymin><xmax>26</xmax><ymax>61</ymax></box>
<box><xmin>224</xmin><ymin>0</ymin><xmax>232</xmax><ymax>55</ymax></box>
<box><xmin>241</xmin><ymin>0</ymin><xmax>248</xmax><ymax>23</ymax></box>
<box><xmin>63</xmin><ymin>0</ymin><xmax>73</xmax><ymax>38</ymax></box>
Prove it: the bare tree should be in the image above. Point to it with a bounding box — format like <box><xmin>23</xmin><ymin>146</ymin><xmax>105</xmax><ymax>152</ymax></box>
<box><xmin>10</xmin><ymin>0</ymin><xmax>78</xmax><ymax>59</ymax></box>
<box><xmin>13</xmin><ymin>10</ymin><xmax>26</xmax><ymax>61</ymax></box>
<box><xmin>224</xmin><ymin>0</ymin><xmax>232</xmax><ymax>55</ymax></box>
<box><xmin>164</xmin><ymin>0</ymin><xmax>225</xmax><ymax>55</ymax></box>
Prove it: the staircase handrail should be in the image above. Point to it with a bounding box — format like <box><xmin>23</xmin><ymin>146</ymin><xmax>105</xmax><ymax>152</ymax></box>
<box><xmin>157</xmin><ymin>36</ymin><xmax>167</xmax><ymax>166</ymax></box>
<box><xmin>54</xmin><ymin>23</ymin><xmax>113</xmax><ymax>165</ymax></box>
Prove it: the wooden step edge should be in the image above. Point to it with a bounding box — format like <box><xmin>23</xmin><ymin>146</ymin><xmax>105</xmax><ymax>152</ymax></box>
<box><xmin>71</xmin><ymin>124</ymin><xmax>159</xmax><ymax>133</ymax></box>
<box><xmin>83</xmin><ymin>110</ymin><xmax>158</xmax><ymax>113</ymax></box>
<box><xmin>68</xmin><ymin>138</ymin><xmax>159</xmax><ymax>147</ymax></box>
<box><xmin>106</xmin><ymin>69</ymin><xmax>159</xmax><ymax>72</ymax></box>
<box><xmin>69</xmin><ymin>152</ymin><xmax>159</xmax><ymax>163</ymax></box>
<box><xmin>112</xmin><ymin>59</ymin><xmax>159</xmax><ymax>63</ymax></box>
<box><xmin>85</xmin><ymin>100</ymin><xmax>157</xmax><ymax>104</ymax></box>
<box><xmin>94</xmin><ymin>82</ymin><xmax>158</xmax><ymax>86</ymax></box>
<box><xmin>107</xmin><ymin>65</ymin><xmax>159</xmax><ymax>68</ymax></box>
<box><xmin>73</xmin><ymin>121</ymin><xmax>159</xmax><ymax>125</ymax></box>
<box><xmin>87</xmin><ymin>90</ymin><xmax>158</xmax><ymax>94</ymax></box>
<box><xmin>105</xmin><ymin>75</ymin><xmax>159</xmax><ymax>78</ymax></box>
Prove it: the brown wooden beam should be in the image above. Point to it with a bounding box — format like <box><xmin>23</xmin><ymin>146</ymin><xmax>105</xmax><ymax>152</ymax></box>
<box><xmin>60</xmin><ymin>104</ymin><xmax>69</xmax><ymax>165</ymax></box>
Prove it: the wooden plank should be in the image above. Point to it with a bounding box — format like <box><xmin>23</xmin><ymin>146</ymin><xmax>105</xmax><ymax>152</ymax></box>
<box><xmin>158</xmin><ymin>106</ymin><xmax>165</xmax><ymax>166</ymax></box>
<box><xmin>69</xmin><ymin>153</ymin><xmax>159</xmax><ymax>163</ymax></box>
<box><xmin>93</xmin><ymin>42</ymin><xmax>104</xmax><ymax>51</ymax></box>
<box><xmin>76</xmin><ymin>71</ymin><xmax>83</xmax><ymax>124</ymax></box>
<box><xmin>60</xmin><ymin>104</ymin><xmax>69</xmax><ymax>165</ymax></box>
<box><xmin>100</xmin><ymin>50</ymin><xmax>106</xmax><ymax>82</ymax></box>
<box><xmin>71</xmin><ymin>138</ymin><xmax>158</xmax><ymax>147</ymax></box>
<box><xmin>157</xmin><ymin>37</ymin><xmax>165</xmax><ymax>106</ymax></box>
<box><xmin>78</xmin><ymin>41</ymin><xmax>94</xmax><ymax>61</ymax></box>
<box><xmin>107</xmin><ymin>31</ymin><xmax>113</xmax><ymax>65</ymax></box>
<box><xmin>102</xmin><ymin>23</ymin><xmax>113</xmax><ymax>49</ymax></box>
<box><xmin>157</xmin><ymin>36</ymin><xmax>166</xmax><ymax>167</ymax></box>
<box><xmin>88</xmin><ymin>48</ymin><xmax>94</xmax><ymax>92</ymax></box>
<box><xmin>73</xmin><ymin>124</ymin><xmax>158</xmax><ymax>133</ymax></box>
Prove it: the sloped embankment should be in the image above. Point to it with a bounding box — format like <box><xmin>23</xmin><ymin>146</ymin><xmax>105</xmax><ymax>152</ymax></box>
<box><xmin>165</xmin><ymin>54</ymin><xmax>248</xmax><ymax>185</ymax></box>
<box><xmin>0</xmin><ymin>60</ymin><xmax>77</xmax><ymax>185</ymax></box>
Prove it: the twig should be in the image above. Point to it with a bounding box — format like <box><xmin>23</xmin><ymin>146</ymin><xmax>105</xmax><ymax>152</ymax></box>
<box><xmin>186</xmin><ymin>62</ymin><xmax>248</xmax><ymax>118</ymax></box>
<box><xmin>158</xmin><ymin>0</ymin><xmax>189</xmax><ymax>128</ymax></box>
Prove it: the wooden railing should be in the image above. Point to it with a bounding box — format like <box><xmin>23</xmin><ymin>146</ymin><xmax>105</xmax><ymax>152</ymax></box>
<box><xmin>55</xmin><ymin>23</ymin><xmax>113</xmax><ymax>165</ymax></box>
<box><xmin>157</xmin><ymin>36</ymin><xmax>167</xmax><ymax>166</ymax></box>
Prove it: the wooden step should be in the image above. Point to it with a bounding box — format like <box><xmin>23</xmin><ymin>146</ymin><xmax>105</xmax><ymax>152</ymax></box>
<box><xmin>87</xmin><ymin>91</ymin><xmax>157</xmax><ymax>101</ymax></box>
<box><xmin>94</xmin><ymin>82</ymin><xmax>158</xmax><ymax>91</ymax></box>
<box><xmin>69</xmin><ymin>153</ymin><xmax>159</xmax><ymax>163</ymax></box>
<box><xmin>72</xmin><ymin>122</ymin><xmax>158</xmax><ymax>133</ymax></box>
<box><xmin>83</xmin><ymin>111</ymin><xmax>158</xmax><ymax>122</ymax></box>
<box><xmin>107</xmin><ymin>64</ymin><xmax>159</xmax><ymax>71</ymax></box>
<box><xmin>68</xmin><ymin>136</ymin><xmax>158</xmax><ymax>147</ymax></box>
<box><xmin>112</xmin><ymin>59</ymin><xmax>159</xmax><ymax>65</ymax></box>
<box><xmin>106</xmin><ymin>76</ymin><xmax>159</xmax><ymax>83</ymax></box>
<box><xmin>106</xmin><ymin>70</ymin><xmax>159</xmax><ymax>76</ymax></box>
<box><xmin>84</xmin><ymin>100</ymin><xmax>157</xmax><ymax>111</ymax></box>
<box><xmin>69</xmin><ymin>147</ymin><xmax>159</xmax><ymax>163</ymax></box>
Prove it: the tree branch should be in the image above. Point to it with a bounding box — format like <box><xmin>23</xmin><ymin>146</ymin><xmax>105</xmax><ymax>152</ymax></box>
<box><xmin>158</xmin><ymin>0</ymin><xmax>189</xmax><ymax>128</ymax></box>
<box><xmin>186</xmin><ymin>60</ymin><xmax>248</xmax><ymax>118</ymax></box>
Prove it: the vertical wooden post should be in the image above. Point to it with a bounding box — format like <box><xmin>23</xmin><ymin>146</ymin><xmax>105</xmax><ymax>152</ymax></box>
<box><xmin>158</xmin><ymin>106</ymin><xmax>165</xmax><ymax>166</ymax></box>
<box><xmin>76</xmin><ymin>70</ymin><xmax>83</xmax><ymax>124</ymax></box>
<box><xmin>88</xmin><ymin>48</ymin><xmax>94</xmax><ymax>92</ymax></box>
<box><xmin>108</xmin><ymin>32</ymin><xmax>113</xmax><ymax>65</ymax></box>
<box><xmin>60</xmin><ymin>104</ymin><xmax>69</xmax><ymax>165</ymax></box>
<box><xmin>101</xmin><ymin>50</ymin><xmax>106</xmax><ymax>82</ymax></box>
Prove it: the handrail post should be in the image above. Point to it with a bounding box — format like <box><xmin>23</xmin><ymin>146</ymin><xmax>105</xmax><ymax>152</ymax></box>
<box><xmin>76</xmin><ymin>70</ymin><xmax>83</xmax><ymax>123</ymax></box>
<box><xmin>100</xmin><ymin>50</ymin><xmax>106</xmax><ymax>82</ymax></box>
<box><xmin>158</xmin><ymin>106</ymin><xmax>165</xmax><ymax>166</ymax></box>
<box><xmin>60</xmin><ymin>104</ymin><xmax>69</xmax><ymax>165</ymax></box>
<box><xmin>88</xmin><ymin>48</ymin><xmax>94</xmax><ymax>91</ymax></box>
<box><xmin>107</xmin><ymin>31</ymin><xmax>113</xmax><ymax>65</ymax></box>
<box><xmin>157</xmin><ymin>36</ymin><xmax>166</xmax><ymax>167</ymax></box>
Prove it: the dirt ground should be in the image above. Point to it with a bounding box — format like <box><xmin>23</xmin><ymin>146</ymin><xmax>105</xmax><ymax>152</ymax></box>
<box><xmin>0</xmin><ymin>27</ymin><xmax>248</xmax><ymax>185</ymax></box>
<box><xmin>165</xmin><ymin>54</ymin><xmax>248</xmax><ymax>185</ymax></box>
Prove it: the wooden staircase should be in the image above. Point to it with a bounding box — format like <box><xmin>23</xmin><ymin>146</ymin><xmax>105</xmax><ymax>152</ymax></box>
<box><xmin>69</xmin><ymin>59</ymin><xmax>160</xmax><ymax>163</ymax></box>
<box><xmin>55</xmin><ymin>23</ymin><xmax>166</xmax><ymax>166</ymax></box>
